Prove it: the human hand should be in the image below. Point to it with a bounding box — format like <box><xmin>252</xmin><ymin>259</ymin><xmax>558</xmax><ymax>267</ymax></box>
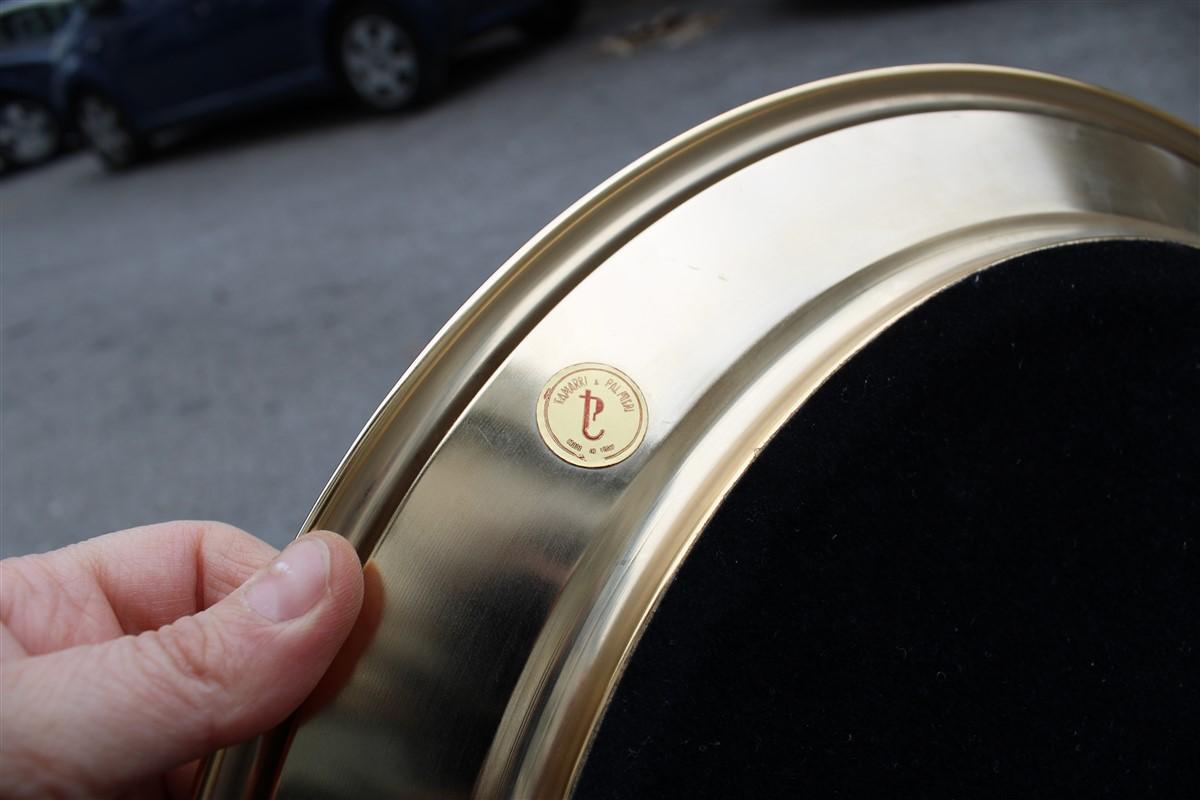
<box><xmin>0</xmin><ymin>521</ymin><xmax>364</xmax><ymax>799</ymax></box>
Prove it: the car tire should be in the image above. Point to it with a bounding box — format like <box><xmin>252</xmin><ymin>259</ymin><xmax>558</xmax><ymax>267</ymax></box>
<box><xmin>75</xmin><ymin>92</ymin><xmax>144</xmax><ymax>169</ymax></box>
<box><xmin>0</xmin><ymin>96</ymin><xmax>61</xmax><ymax>170</ymax></box>
<box><xmin>520</xmin><ymin>0</ymin><xmax>582</xmax><ymax>40</ymax></box>
<box><xmin>335</xmin><ymin>5</ymin><xmax>444</xmax><ymax>112</ymax></box>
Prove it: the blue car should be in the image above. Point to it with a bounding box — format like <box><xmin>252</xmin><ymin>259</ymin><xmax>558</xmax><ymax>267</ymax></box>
<box><xmin>0</xmin><ymin>0</ymin><xmax>75</xmax><ymax>171</ymax></box>
<box><xmin>52</xmin><ymin>0</ymin><xmax>579</xmax><ymax>167</ymax></box>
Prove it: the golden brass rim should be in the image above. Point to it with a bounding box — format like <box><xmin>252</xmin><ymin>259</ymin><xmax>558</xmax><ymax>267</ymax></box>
<box><xmin>196</xmin><ymin>65</ymin><xmax>1199</xmax><ymax>799</ymax></box>
<box><xmin>298</xmin><ymin>64</ymin><xmax>1197</xmax><ymax>558</ymax></box>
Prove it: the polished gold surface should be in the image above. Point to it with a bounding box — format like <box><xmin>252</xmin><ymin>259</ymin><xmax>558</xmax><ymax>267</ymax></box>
<box><xmin>195</xmin><ymin>66</ymin><xmax>1200</xmax><ymax>799</ymax></box>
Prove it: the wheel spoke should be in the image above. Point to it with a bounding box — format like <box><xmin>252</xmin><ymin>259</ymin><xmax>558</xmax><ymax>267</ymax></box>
<box><xmin>376</xmin><ymin>23</ymin><xmax>396</xmax><ymax>49</ymax></box>
<box><xmin>391</xmin><ymin>53</ymin><xmax>416</xmax><ymax>76</ymax></box>
<box><xmin>375</xmin><ymin>75</ymin><xmax>401</xmax><ymax>97</ymax></box>
<box><xmin>351</xmin><ymin>22</ymin><xmax>372</xmax><ymax>49</ymax></box>
<box><xmin>344</xmin><ymin>51</ymin><xmax>370</xmax><ymax>71</ymax></box>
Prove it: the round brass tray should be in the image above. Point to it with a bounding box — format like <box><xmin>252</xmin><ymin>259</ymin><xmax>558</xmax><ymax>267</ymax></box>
<box><xmin>196</xmin><ymin>65</ymin><xmax>1200</xmax><ymax>799</ymax></box>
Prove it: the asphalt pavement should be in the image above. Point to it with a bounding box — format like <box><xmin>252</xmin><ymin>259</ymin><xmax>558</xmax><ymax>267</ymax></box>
<box><xmin>3</xmin><ymin>0</ymin><xmax>1198</xmax><ymax>557</ymax></box>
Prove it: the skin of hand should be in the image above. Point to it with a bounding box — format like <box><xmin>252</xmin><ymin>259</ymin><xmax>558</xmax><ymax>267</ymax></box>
<box><xmin>0</xmin><ymin>521</ymin><xmax>365</xmax><ymax>799</ymax></box>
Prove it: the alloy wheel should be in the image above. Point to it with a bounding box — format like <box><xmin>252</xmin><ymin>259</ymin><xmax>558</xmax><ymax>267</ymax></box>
<box><xmin>340</xmin><ymin>14</ymin><xmax>420</xmax><ymax>110</ymax></box>
<box><xmin>0</xmin><ymin>98</ymin><xmax>59</xmax><ymax>166</ymax></box>
<box><xmin>78</xmin><ymin>95</ymin><xmax>137</xmax><ymax>166</ymax></box>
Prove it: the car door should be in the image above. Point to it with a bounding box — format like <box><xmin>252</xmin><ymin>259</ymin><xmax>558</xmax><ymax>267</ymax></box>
<box><xmin>460</xmin><ymin>0</ymin><xmax>537</xmax><ymax>34</ymax></box>
<box><xmin>194</xmin><ymin>0</ymin><xmax>316</xmax><ymax>90</ymax></box>
<box><xmin>92</xmin><ymin>0</ymin><xmax>235</xmax><ymax>119</ymax></box>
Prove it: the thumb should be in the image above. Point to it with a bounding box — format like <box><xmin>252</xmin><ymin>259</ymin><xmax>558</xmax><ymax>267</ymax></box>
<box><xmin>3</xmin><ymin>531</ymin><xmax>364</xmax><ymax>796</ymax></box>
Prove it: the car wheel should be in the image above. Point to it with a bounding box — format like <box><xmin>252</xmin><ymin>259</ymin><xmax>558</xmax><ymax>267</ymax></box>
<box><xmin>0</xmin><ymin>97</ymin><xmax>61</xmax><ymax>169</ymax></box>
<box><xmin>336</xmin><ymin>5</ymin><xmax>441</xmax><ymax>111</ymax></box>
<box><xmin>76</xmin><ymin>92</ymin><xmax>143</xmax><ymax>169</ymax></box>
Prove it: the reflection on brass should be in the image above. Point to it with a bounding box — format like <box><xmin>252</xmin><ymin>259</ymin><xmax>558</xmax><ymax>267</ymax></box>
<box><xmin>194</xmin><ymin>66</ymin><xmax>1200</xmax><ymax>799</ymax></box>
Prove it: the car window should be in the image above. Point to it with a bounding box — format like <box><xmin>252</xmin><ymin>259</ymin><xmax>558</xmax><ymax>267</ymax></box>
<box><xmin>0</xmin><ymin>0</ymin><xmax>75</xmax><ymax>48</ymax></box>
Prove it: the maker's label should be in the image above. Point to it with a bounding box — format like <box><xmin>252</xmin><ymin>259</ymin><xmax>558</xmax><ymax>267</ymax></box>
<box><xmin>537</xmin><ymin>363</ymin><xmax>648</xmax><ymax>468</ymax></box>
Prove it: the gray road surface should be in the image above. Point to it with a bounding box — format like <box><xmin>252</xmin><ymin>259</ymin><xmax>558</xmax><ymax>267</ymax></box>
<box><xmin>3</xmin><ymin>0</ymin><xmax>1198</xmax><ymax>557</ymax></box>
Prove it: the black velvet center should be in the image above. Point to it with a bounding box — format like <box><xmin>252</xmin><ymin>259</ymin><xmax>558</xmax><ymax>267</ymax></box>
<box><xmin>574</xmin><ymin>240</ymin><xmax>1200</xmax><ymax>798</ymax></box>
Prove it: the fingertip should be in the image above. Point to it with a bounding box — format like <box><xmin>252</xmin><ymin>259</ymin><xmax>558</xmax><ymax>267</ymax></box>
<box><xmin>301</xmin><ymin>530</ymin><xmax>365</xmax><ymax>625</ymax></box>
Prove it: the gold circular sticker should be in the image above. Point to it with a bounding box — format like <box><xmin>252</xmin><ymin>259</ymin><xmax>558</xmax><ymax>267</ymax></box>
<box><xmin>537</xmin><ymin>363</ymin><xmax>648</xmax><ymax>468</ymax></box>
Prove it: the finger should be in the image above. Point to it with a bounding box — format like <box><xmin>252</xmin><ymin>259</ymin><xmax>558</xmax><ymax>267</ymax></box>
<box><xmin>0</xmin><ymin>531</ymin><xmax>364</xmax><ymax>798</ymax></box>
<box><xmin>86</xmin><ymin>521</ymin><xmax>281</xmax><ymax>631</ymax></box>
<box><xmin>1</xmin><ymin>623</ymin><xmax>28</xmax><ymax>661</ymax></box>
<box><xmin>1</xmin><ymin>521</ymin><xmax>278</xmax><ymax>654</ymax></box>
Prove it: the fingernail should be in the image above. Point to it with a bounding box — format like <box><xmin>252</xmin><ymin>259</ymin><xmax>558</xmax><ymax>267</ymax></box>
<box><xmin>245</xmin><ymin>536</ymin><xmax>330</xmax><ymax>622</ymax></box>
